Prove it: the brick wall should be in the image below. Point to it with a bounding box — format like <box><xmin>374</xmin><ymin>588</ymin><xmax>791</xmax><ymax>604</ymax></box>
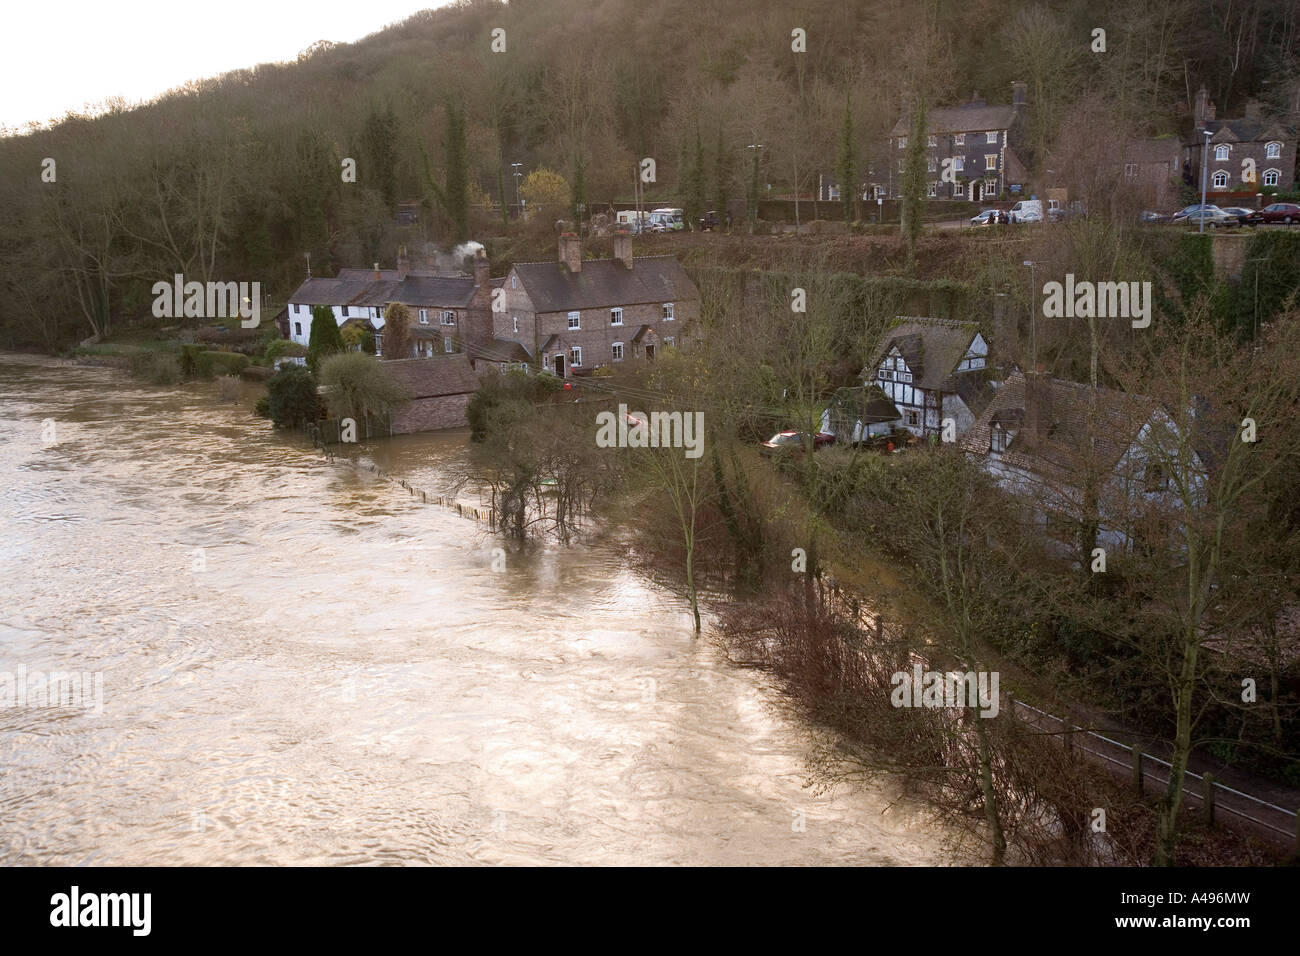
<box><xmin>389</xmin><ymin>393</ymin><xmax>473</xmax><ymax>434</ymax></box>
<box><xmin>537</xmin><ymin>299</ymin><xmax>695</xmax><ymax>372</ymax></box>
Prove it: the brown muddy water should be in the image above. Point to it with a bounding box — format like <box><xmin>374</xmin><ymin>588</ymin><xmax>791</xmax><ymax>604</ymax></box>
<box><xmin>0</xmin><ymin>354</ymin><xmax>942</xmax><ymax>865</ymax></box>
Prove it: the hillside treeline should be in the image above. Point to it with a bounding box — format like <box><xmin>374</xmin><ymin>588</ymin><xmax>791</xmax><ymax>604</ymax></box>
<box><xmin>3</xmin><ymin>0</ymin><xmax>1299</xmax><ymax>349</ymax></box>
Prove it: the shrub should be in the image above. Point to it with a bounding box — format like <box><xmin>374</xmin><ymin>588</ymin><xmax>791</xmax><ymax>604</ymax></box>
<box><xmin>317</xmin><ymin>351</ymin><xmax>410</xmax><ymax>423</ymax></box>
<box><xmin>254</xmin><ymin>395</ymin><xmax>271</xmax><ymax>419</ymax></box>
<box><xmin>266</xmin><ymin>364</ymin><xmax>321</xmax><ymax>428</ymax></box>
<box><xmin>129</xmin><ymin>351</ymin><xmax>181</xmax><ymax>385</ymax></box>
<box><xmin>264</xmin><ymin>338</ymin><xmax>308</xmax><ymax>362</ymax></box>
<box><xmin>307</xmin><ymin>305</ymin><xmax>344</xmax><ymax>372</ymax></box>
<box><xmin>196</xmin><ymin>351</ymin><xmax>250</xmax><ymax>378</ymax></box>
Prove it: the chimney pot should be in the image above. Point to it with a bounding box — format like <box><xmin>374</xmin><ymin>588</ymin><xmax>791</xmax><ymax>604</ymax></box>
<box><xmin>474</xmin><ymin>248</ymin><xmax>490</xmax><ymax>289</ymax></box>
<box><xmin>373</xmin><ymin>262</ymin><xmax>381</xmax><ymax>280</ymax></box>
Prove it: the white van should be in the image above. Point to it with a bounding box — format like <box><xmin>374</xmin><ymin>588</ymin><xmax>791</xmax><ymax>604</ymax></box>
<box><xmin>1008</xmin><ymin>199</ymin><xmax>1043</xmax><ymax>222</ymax></box>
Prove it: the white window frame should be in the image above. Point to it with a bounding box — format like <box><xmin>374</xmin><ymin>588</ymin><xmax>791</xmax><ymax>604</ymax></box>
<box><xmin>512</xmin><ymin>316</ymin><xmax>519</xmax><ymax>332</ymax></box>
<box><xmin>985</xmin><ymin>153</ymin><xmax>997</xmax><ymax>171</ymax></box>
<box><xmin>610</xmin><ymin>307</ymin><xmax>623</xmax><ymax>326</ymax></box>
<box><xmin>511</xmin><ymin>275</ymin><xmax>517</xmax><ymax>289</ymax></box>
<box><xmin>1212</xmin><ymin>170</ymin><xmax>1229</xmax><ymax>189</ymax></box>
<box><xmin>567</xmin><ymin>311</ymin><xmax>580</xmax><ymax>330</ymax></box>
<box><xmin>418</xmin><ymin>308</ymin><xmax>429</xmax><ymax>325</ymax></box>
<box><xmin>569</xmin><ymin>346</ymin><xmax>582</xmax><ymax>367</ymax></box>
<box><xmin>662</xmin><ymin>302</ymin><xmax>674</xmax><ymax>321</ymax></box>
<box><xmin>898</xmin><ymin>136</ymin><xmax>907</xmax><ymax>149</ymax></box>
<box><xmin>1124</xmin><ymin>163</ymin><xmax>1138</xmax><ymax>177</ymax></box>
<box><xmin>440</xmin><ymin>310</ymin><xmax>455</xmax><ymax>326</ymax></box>
<box><xmin>444</xmin><ymin>336</ymin><xmax>454</xmax><ymax>353</ymax></box>
<box><xmin>986</xmin><ymin>131</ymin><xmax>998</xmax><ymax>144</ymax></box>
<box><xmin>954</xmin><ymin>182</ymin><xmax>966</xmax><ymax>197</ymax></box>
<box><xmin>612</xmin><ymin>342</ymin><xmax>624</xmax><ymax>361</ymax></box>
<box><xmin>663</xmin><ymin>336</ymin><xmax>675</xmax><ymax>347</ymax></box>
<box><xmin>927</xmin><ymin>157</ymin><xmax>936</xmax><ymax>172</ymax></box>
<box><xmin>1214</xmin><ymin>144</ymin><xmax>1230</xmax><ymax>162</ymax></box>
<box><xmin>953</xmin><ymin>156</ymin><xmax>964</xmax><ymax>172</ymax></box>
<box><xmin>927</xmin><ymin>182</ymin><xmax>937</xmax><ymax>197</ymax></box>
<box><xmin>1266</xmin><ymin>142</ymin><xmax>1282</xmax><ymax>159</ymax></box>
<box><xmin>1264</xmin><ymin>168</ymin><xmax>1281</xmax><ymax>187</ymax></box>
<box><xmin>954</xmin><ymin>133</ymin><xmax>965</xmax><ymax>146</ymax></box>
<box><xmin>927</xmin><ymin>135</ymin><xmax>937</xmax><ymax>148</ymax></box>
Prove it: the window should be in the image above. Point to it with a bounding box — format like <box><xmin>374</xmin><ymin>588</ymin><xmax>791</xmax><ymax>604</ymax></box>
<box><xmin>612</xmin><ymin>342</ymin><xmax>624</xmax><ymax>361</ymax></box>
<box><xmin>879</xmin><ymin>368</ymin><xmax>894</xmax><ymax>381</ymax></box>
<box><xmin>898</xmin><ymin>159</ymin><xmax>905</xmax><ymax>172</ymax></box>
<box><xmin>1212</xmin><ymin>170</ymin><xmax>1229</xmax><ymax>189</ymax></box>
<box><xmin>662</xmin><ymin>303</ymin><xmax>675</xmax><ymax>321</ymax></box>
<box><xmin>1124</xmin><ymin>163</ymin><xmax>1139</xmax><ymax>177</ymax></box>
<box><xmin>341</xmin><ymin>306</ymin><xmax>349</xmax><ymax>317</ymax></box>
<box><xmin>905</xmin><ymin>409</ymin><xmax>921</xmax><ymax>428</ymax></box>
<box><xmin>610</xmin><ymin>307</ymin><xmax>623</xmax><ymax>326</ymax></box>
<box><xmin>567</xmin><ymin>311</ymin><xmax>580</xmax><ymax>330</ymax></box>
<box><xmin>511</xmin><ymin>275</ymin><xmax>517</xmax><ymax>289</ymax></box>
<box><xmin>444</xmin><ymin>337</ymin><xmax>454</xmax><ymax>353</ymax></box>
<box><xmin>898</xmin><ymin>136</ymin><xmax>907</xmax><ymax>149</ymax></box>
<box><xmin>1264</xmin><ymin>168</ymin><xmax>1281</xmax><ymax>187</ymax></box>
<box><xmin>373</xmin><ymin>333</ymin><xmax>383</xmax><ymax>355</ymax></box>
<box><xmin>927</xmin><ymin>182</ymin><xmax>938</xmax><ymax>197</ymax></box>
<box><xmin>984</xmin><ymin>154</ymin><xmax>997</xmax><ymax>171</ymax></box>
<box><xmin>569</xmin><ymin>346</ymin><xmax>582</xmax><ymax>367</ymax></box>
<box><xmin>376</xmin><ymin>307</ymin><xmax>384</xmax><ymax>319</ymax></box>
<box><xmin>418</xmin><ymin>308</ymin><xmax>429</xmax><ymax>324</ymax></box>
<box><xmin>991</xmin><ymin>424</ymin><xmax>1011</xmax><ymax>452</ymax></box>
<box><xmin>512</xmin><ymin>316</ymin><xmax>519</xmax><ymax>333</ymax></box>
<box><xmin>953</xmin><ymin>157</ymin><xmax>964</xmax><ymax>172</ymax></box>
<box><xmin>294</xmin><ymin>322</ymin><xmax>302</xmax><ymax>336</ymax></box>
<box><xmin>416</xmin><ymin>340</ymin><xmax>432</xmax><ymax>357</ymax></box>
<box><xmin>985</xmin><ymin>180</ymin><xmax>998</xmax><ymax>197</ymax></box>
<box><xmin>1215</xmin><ymin>144</ymin><xmax>1229</xmax><ymax>161</ymax></box>
<box><xmin>663</xmin><ymin>336</ymin><xmax>675</xmax><ymax>347</ymax></box>
<box><xmin>927</xmin><ymin>135</ymin><xmax>937</xmax><ymax>148</ymax></box>
<box><xmin>954</xmin><ymin>133</ymin><xmax>965</xmax><ymax>146</ymax></box>
<box><xmin>440</xmin><ymin>311</ymin><xmax>455</xmax><ymax>325</ymax></box>
<box><xmin>927</xmin><ymin>157</ymin><xmax>937</xmax><ymax>172</ymax></box>
<box><xmin>954</xmin><ymin>182</ymin><xmax>965</xmax><ymax>197</ymax></box>
<box><xmin>986</xmin><ymin>131</ymin><xmax>998</xmax><ymax>144</ymax></box>
<box><xmin>1267</xmin><ymin>142</ymin><xmax>1282</xmax><ymax>159</ymax></box>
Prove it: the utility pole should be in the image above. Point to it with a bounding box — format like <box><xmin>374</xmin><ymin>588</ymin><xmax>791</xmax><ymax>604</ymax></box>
<box><xmin>511</xmin><ymin>163</ymin><xmax>524</xmax><ymax>219</ymax></box>
<box><xmin>1199</xmin><ymin>129</ymin><xmax>1212</xmax><ymax>233</ymax></box>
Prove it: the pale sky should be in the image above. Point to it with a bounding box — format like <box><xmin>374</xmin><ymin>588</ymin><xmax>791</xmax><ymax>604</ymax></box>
<box><xmin>1</xmin><ymin>1</ymin><xmax>451</xmax><ymax>133</ymax></box>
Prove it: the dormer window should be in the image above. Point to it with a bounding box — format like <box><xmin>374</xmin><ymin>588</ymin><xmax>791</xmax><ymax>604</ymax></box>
<box><xmin>954</xmin><ymin>133</ymin><xmax>965</xmax><ymax>146</ymax></box>
<box><xmin>1212</xmin><ymin>170</ymin><xmax>1229</xmax><ymax>189</ymax></box>
<box><xmin>1266</xmin><ymin>142</ymin><xmax>1282</xmax><ymax>159</ymax></box>
<box><xmin>1214</xmin><ymin>144</ymin><xmax>1230</xmax><ymax>162</ymax></box>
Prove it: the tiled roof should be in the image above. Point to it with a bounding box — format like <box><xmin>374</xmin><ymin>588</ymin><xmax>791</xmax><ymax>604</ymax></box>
<box><xmin>1191</xmin><ymin>119</ymin><xmax>1291</xmax><ymax>146</ymax></box>
<box><xmin>380</xmin><ymin>354</ymin><xmax>478</xmax><ymax>399</ymax></box>
<box><xmin>511</xmin><ymin>256</ymin><xmax>697</xmax><ymax>313</ymax></box>
<box><xmin>891</xmin><ymin>103</ymin><xmax>1018</xmax><ymax>138</ymax></box>
<box><xmin>864</xmin><ymin>316</ymin><xmax>983</xmax><ymax>391</ymax></box>
<box><xmin>473</xmin><ymin>338</ymin><xmax>531</xmax><ymax>363</ymax></box>
<box><xmin>289</xmin><ymin>274</ymin><xmax>480</xmax><ymax>309</ymax></box>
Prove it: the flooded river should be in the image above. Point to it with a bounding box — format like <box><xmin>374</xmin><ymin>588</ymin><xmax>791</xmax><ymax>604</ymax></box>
<box><xmin>0</xmin><ymin>354</ymin><xmax>941</xmax><ymax>865</ymax></box>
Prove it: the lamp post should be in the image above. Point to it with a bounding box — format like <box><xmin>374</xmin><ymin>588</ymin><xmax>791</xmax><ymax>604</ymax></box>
<box><xmin>1199</xmin><ymin>129</ymin><xmax>1212</xmax><ymax>233</ymax></box>
<box><xmin>511</xmin><ymin>163</ymin><xmax>524</xmax><ymax>218</ymax></box>
<box><xmin>747</xmin><ymin>144</ymin><xmax>763</xmax><ymax>232</ymax></box>
<box><xmin>1022</xmin><ymin>260</ymin><xmax>1037</xmax><ymax>371</ymax></box>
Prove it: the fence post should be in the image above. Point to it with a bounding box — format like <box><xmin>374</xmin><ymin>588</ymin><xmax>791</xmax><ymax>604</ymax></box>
<box><xmin>1132</xmin><ymin>748</ymin><xmax>1144</xmax><ymax>796</ymax></box>
<box><xmin>1204</xmin><ymin>773</ymin><xmax>1216</xmax><ymax>825</ymax></box>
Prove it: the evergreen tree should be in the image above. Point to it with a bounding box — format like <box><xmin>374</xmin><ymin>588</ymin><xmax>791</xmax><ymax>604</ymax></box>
<box><xmin>684</xmin><ymin>129</ymin><xmax>706</xmax><ymax>229</ymax></box>
<box><xmin>713</xmin><ymin>127</ymin><xmax>732</xmax><ymax>225</ymax></box>
<box><xmin>423</xmin><ymin>101</ymin><xmax>470</xmax><ymax>242</ymax></box>
<box><xmin>307</xmin><ymin>304</ymin><xmax>344</xmax><ymax>373</ymax></box>
<box><xmin>901</xmin><ymin>95</ymin><xmax>927</xmax><ymax>271</ymax></box>
<box><xmin>266</xmin><ymin>364</ymin><xmax>320</xmax><ymax>429</ymax></box>
<box><xmin>835</xmin><ymin>96</ymin><xmax>857</xmax><ymax>223</ymax></box>
<box><xmin>361</xmin><ymin>104</ymin><xmax>400</xmax><ymax>207</ymax></box>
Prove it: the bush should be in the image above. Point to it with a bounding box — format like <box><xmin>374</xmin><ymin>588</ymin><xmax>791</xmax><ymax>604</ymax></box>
<box><xmin>128</xmin><ymin>351</ymin><xmax>181</xmax><ymax>385</ymax></box>
<box><xmin>254</xmin><ymin>395</ymin><xmax>271</xmax><ymax>419</ymax></box>
<box><xmin>196</xmin><ymin>351</ymin><xmax>250</xmax><ymax>378</ymax></box>
<box><xmin>266</xmin><ymin>364</ymin><xmax>321</xmax><ymax>428</ymax></box>
<box><xmin>317</xmin><ymin>351</ymin><xmax>409</xmax><ymax>422</ymax></box>
<box><xmin>264</xmin><ymin>338</ymin><xmax>308</xmax><ymax>362</ymax></box>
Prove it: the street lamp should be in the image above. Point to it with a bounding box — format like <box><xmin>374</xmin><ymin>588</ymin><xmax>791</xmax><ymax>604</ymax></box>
<box><xmin>511</xmin><ymin>162</ymin><xmax>524</xmax><ymax>218</ymax></box>
<box><xmin>1198</xmin><ymin>129</ymin><xmax>1212</xmax><ymax>233</ymax></box>
<box><xmin>1022</xmin><ymin>260</ymin><xmax>1037</xmax><ymax>371</ymax></box>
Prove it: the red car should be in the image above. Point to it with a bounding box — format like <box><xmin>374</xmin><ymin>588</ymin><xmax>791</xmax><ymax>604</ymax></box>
<box><xmin>759</xmin><ymin>430</ymin><xmax>836</xmax><ymax>455</ymax></box>
<box><xmin>1243</xmin><ymin>203</ymin><xmax>1300</xmax><ymax>225</ymax></box>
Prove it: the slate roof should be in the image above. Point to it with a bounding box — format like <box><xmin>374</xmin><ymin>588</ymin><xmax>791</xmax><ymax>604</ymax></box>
<box><xmin>890</xmin><ymin>102</ymin><xmax>1018</xmax><ymax>138</ymax></box>
<box><xmin>960</xmin><ymin>371</ymin><xmax>1156</xmax><ymax>484</ymax></box>
<box><xmin>380</xmin><ymin>354</ymin><xmax>478</xmax><ymax>399</ymax></box>
<box><xmin>1191</xmin><ymin>118</ymin><xmax>1291</xmax><ymax>146</ymax></box>
<box><xmin>829</xmin><ymin>385</ymin><xmax>902</xmax><ymax>424</ymax></box>
<box><xmin>289</xmin><ymin>274</ymin><xmax>479</xmax><ymax>309</ymax></box>
<box><xmin>864</xmin><ymin>316</ymin><xmax>984</xmax><ymax>391</ymax></box>
<box><xmin>510</xmin><ymin>256</ymin><xmax>697</xmax><ymax>313</ymax></box>
<box><xmin>472</xmin><ymin>338</ymin><xmax>532</xmax><ymax>363</ymax></box>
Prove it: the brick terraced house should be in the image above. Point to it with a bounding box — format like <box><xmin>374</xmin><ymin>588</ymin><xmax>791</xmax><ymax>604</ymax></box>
<box><xmin>501</xmin><ymin>234</ymin><xmax>699</xmax><ymax>378</ymax></box>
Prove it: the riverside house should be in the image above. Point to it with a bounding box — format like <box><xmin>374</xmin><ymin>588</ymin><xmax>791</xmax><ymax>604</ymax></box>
<box><xmin>501</xmin><ymin>234</ymin><xmax>699</xmax><ymax>378</ymax></box>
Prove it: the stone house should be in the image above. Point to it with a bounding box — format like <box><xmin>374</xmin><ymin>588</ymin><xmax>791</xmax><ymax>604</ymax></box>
<box><xmin>1121</xmin><ymin>137</ymin><xmax>1185</xmax><ymax>209</ymax></box>
<box><xmin>500</xmin><ymin>234</ymin><xmax>699</xmax><ymax>378</ymax></box>
<box><xmin>1186</xmin><ymin>87</ymin><xmax>1296</xmax><ymax>196</ymax></box>
<box><xmin>887</xmin><ymin>82</ymin><xmax>1030</xmax><ymax>202</ymax></box>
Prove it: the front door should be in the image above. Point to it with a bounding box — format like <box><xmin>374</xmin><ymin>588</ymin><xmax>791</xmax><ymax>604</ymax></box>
<box><xmin>645</xmin><ymin>344</ymin><xmax>655</xmax><ymax>362</ymax></box>
<box><xmin>973</xmin><ymin>180</ymin><xmax>982</xmax><ymax>203</ymax></box>
<box><xmin>554</xmin><ymin>354</ymin><xmax>565</xmax><ymax>377</ymax></box>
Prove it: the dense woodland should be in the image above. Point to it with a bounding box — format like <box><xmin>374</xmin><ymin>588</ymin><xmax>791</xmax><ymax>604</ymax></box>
<box><xmin>4</xmin><ymin>0</ymin><xmax>1300</xmax><ymax>349</ymax></box>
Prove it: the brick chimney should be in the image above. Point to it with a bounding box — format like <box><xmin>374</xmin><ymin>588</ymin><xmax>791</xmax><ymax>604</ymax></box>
<box><xmin>1194</xmin><ymin>85</ymin><xmax>1217</xmax><ymax>127</ymax></box>
<box><xmin>612</xmin><ymin>232</ymin><xmax>633</xmax><ymax>269</ymax></box>
<box><xmin>397</xmin><ymin>246</ymin><xmax>410</xmax><ymax>280</ymax></box>
<box><xmin>474</xmin><ymin>248</ymin><xmax>490</xmax><ymax>290</ymax></box>
<box><xmin>372</xmin><ymin>262</ymin><xmax>382</xmax><ymax>281</ymax></box>
<box><xmin>1023</xmin><ymin>371</ymin><xmax>1052</xmax><ymax>446</ymax></box>
<box><xmin>559</xmin><ymin>233</ymin><xmax>582</xmax><ymax>273</ymax></box>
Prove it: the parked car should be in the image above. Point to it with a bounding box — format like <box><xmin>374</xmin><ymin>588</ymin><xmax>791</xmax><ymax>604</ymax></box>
<box><xmin>1048</xmin><ymin>201</ymin><xmax>1086</xmax><ymax>222</ymax></box>
<box><xmin>1138</xmin><ymin>210</ymin><xmax>1170</xmax><ymax>224</ymax></box>
<box><xmin>759</xmin><ymin>431</ymin><xmax>835</xmax><ymax>456</ymax></box>
<box><xmin>970</xmin><ymin>209</ymin><xmax>1000</xmax><ymax>226</ymax></box>
<box><xmin>1242</xmin><ymin>202</ymin><xmax>1300</xmax><ymax>225</ymax></box>
<box><xmin>1220</xmin><ymin>206</ymin><xmax>1254</xmax><ymax>226</ymax></box>
<box><xmin>1171</xmin><ymin>204</ymin><xmax>1234</xmax><ymax>227</ymax></box>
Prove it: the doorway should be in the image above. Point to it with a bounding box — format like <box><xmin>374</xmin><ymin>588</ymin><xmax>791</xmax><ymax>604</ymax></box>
<box><xmin>645</xmin><ymin>344</ymin><xmax>655</xmax><ymax>361</ymax></box>
<box><xmin>553</xmin><ymin>354</ymin><xmax>565</xmax><ymax>377</ymax></box>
